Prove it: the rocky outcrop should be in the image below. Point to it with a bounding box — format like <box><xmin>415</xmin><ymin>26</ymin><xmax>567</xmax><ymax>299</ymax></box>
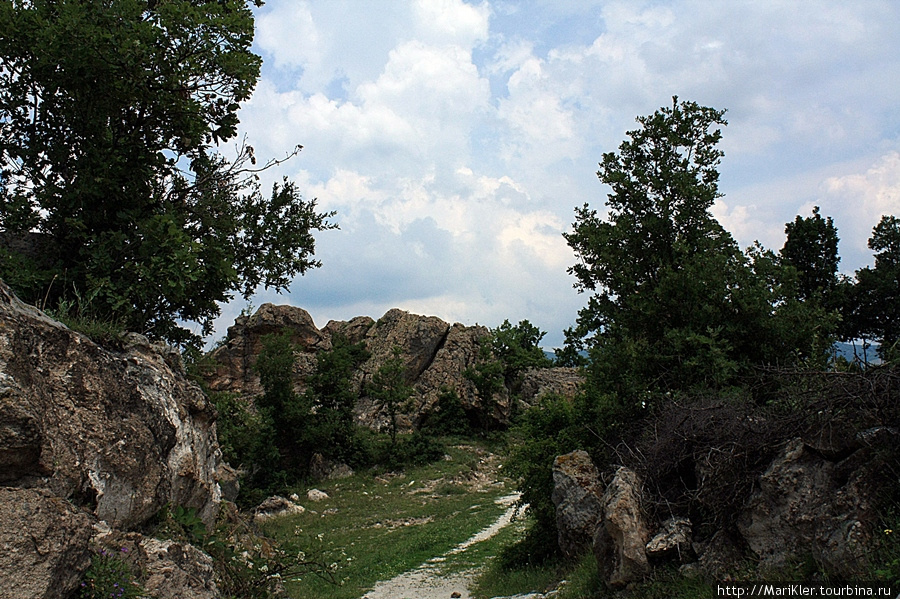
<box><xmin>206</xmin><ymin>303</ymin><xmax>328</xmax><ymax>397</ymax></box>
<box><xmin>593</xmin><ymin>466</ymin><xmax>650</xmax><ymax>588</ymax></box>
<box><xmin>0</xmin><ymin>279</ymin><xmax>223</xmax><ymax>597</ymax></box>
<box><xmin>203</xmin><ymin>305</ymin><xmax>543</xmax><ymax>429</ymax></box>
<box><xmin>519</xmin><ymin>367</ymin><xmax>583</xmax><ymax>406</ymax></box>
<box><xmin>645</xmin><ymin>517</ymin><xmax>692</xmax><ymax>561</ymax></box>
<box><xmin>736</xmin><ymin>437</ymin><xmax>880</xmax><ymax>577</ymax></box>
<box><xmin>551</xmin><ymin>450</ymin><xmax>605</xmax><ymax>559</ymax></box>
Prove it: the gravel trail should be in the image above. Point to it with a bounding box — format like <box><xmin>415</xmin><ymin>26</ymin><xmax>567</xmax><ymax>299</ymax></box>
<box><xmin>360</xmin><ymin>493</ymin><xmax>521</xmax><ymax>599</ymax></box>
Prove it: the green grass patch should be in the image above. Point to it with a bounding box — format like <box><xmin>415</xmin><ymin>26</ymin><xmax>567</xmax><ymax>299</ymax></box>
<box><xmin>261</xmin><ymin>442</ymin><xmax>513</xmax><ymax>599</ymax></box>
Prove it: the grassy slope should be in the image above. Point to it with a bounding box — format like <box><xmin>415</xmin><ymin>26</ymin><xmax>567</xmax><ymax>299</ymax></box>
<box><xmin>260</xmin><ymin>441</ymin><xmax>517</xmax><ymax>599</ymax></box>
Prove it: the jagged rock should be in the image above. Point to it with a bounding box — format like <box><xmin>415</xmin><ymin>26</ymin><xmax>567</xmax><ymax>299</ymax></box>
<box><xmin>0</xmin><ymin>487</ymin><xmax>93</xmax><ymax>599</ymax></box>
<box><xmin>414</xmin><ymin>322</ymin><xmax>499</xmax><ymax>421</ymax></box>
<box><xmin>593</xmin><ymin>466</ymin><xmax>650</xmax><ymax>587</ymax></box>
<box><xmin>309</xmin><ymin>453</ymin><xmax>354</xmax><ymax>481</ymax></box>
<box><xmin>307</xmin><ymin>488</ymin><xmax>329</xmax><ymax>502</ymax></box>
<box><xmin>205</xmin><ymin>303</ymin><xmax>326</xmax><ymax>396</ymax></box>
<box><xmin>323</xmin><ymin>315</ymin><xmax>376</xmax><ymax>345</ymax></box>
<box><xmin>205</xmin><ymin>304</ymin><xmax>510</xmax><ymax>429</ymax></box>
<box><xmin>0</xmin><ymin>279</ymin><xmax>221</xmax><ymax>531</ymax></box>
<box><xmin>646</xmin><ymin>517</ymin><xmax>693</xmax><ymax>561</ymax></box>
<box><xmin>140</xmin><ymin>537</ymin><xmax>219</xmax><ymax>599</ymax></box>
<box><xmin>737</xmin><ymin>437</ymin><xmax>878</xmax><ymax>577</ymax></box>
<box><xmin>551</xmin><ymin>450</ymin><xmax>604</xmax><ymax>558</ymax></box>
<box><xmin>519</xmin><ymin>367</ymin><xmax>583</xmax><ymax>406</ymax></box>
<box><xmin>254</xmin><ymin>495</ymin><xmax>306</xmax><ymax>523</ymax></box>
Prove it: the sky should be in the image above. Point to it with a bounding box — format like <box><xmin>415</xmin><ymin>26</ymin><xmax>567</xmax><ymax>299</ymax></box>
<box><xmin>209</xmin><ymin>0</ymin><xmax>900</xmax><ymax>349</ymax></box>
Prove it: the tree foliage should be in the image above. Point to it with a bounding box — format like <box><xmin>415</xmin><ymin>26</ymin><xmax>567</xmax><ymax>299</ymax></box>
<box><xmin>847</xmin><ymin>216</ymin><xmax>900</xmax><ymax>356</ymax></box>
<box><xmin>780</xmin><ymin>206</ymin><xmax>840</xmax><ymax>301</ymax></box>
<box><xmin>0</xmin><ymin>0</ymin><xmax>335</xmax><ymax>344</ymax></box>
<box><xmin>367</xmin><ymin>347</ymin><xmax>413</xmax><ymax>447</ymax></box>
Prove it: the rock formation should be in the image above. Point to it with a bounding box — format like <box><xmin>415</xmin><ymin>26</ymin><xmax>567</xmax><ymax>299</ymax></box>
<box><xmin>551</xmin><ymin>450</ymin><xmax>605</xmax><ymax>559</ymax></box>
<box><xmin>593</xmin><ymin>466</ymin><xmax>650</xmax><ymax>587</ymax></box>
<box><xmin>204</xmin><ymin>303</ymin><xmax>580</xmax><ymax>429</ymax></box>
<box><xmin>0</xmin><ymin>279</ymin><xmax>224</xmax><ymax>597</ymax></box>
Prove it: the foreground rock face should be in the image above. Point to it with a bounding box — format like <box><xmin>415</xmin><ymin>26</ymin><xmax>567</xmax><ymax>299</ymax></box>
<box><xmin>205</xmin><ymin>304</ymin><xmax>581</xmax><ymax>429</ymax></box>
<box><xmin>0</xmin><ymin>279</ymin><xmax>223</xmax><ymax>596</ymax></box>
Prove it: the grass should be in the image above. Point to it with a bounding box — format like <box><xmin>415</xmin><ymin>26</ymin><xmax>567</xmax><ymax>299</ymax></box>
<box><xmin>260</xmin><ymin>441</ymin><xmax>515</xmax><ymax>599</ymax></box>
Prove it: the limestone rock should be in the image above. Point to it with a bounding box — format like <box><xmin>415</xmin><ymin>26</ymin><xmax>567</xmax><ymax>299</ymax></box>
<box><xmin>310</xmin><ymin>453</ymin><xmax>354</xmax><ymax>481</ymax></box>
<box><xmin>0</xmin><ymin>487</ymin><xmax>93</xmax><ymax>599</ymax></box>
<box><xmin>519</xmin><ymin>367</ymin><xmax>583</xmax><ymax>406</ymax></box>
<box><xmin>593</xmin><ymin>466</ymin><xmax>650</xmax><ymax>587</ymax></box>
<box><xmin>0</xmin><ymin>279</ymin><xmax>221</xmax><ymax>531</ymax></box>
<box><xmin>254</xmin><ymin>495</ymin><xmax>306</xmax><ymax>523</ymax></box>
<box><xmin>737</xmin><ymin>437</ymin><xmax>879</xmax><ymax>577</ymax></box>
<box><xmin>307</xmin><ymin>488</ymin><xmax>329</xmax><ymax>502</ymax></box>
<box><xmin>205</xmin><ymin>303</ymin><xmax>326</xmax><ymax>396</ymax></box>
<box><xmin>551</xmin><ymin>450</ymin><xmax>604</xmax><ymax>558</ymax></box>
<box><xmin>645</xmin><ymin>517</ymin><xmax>693</xmax><ymax>561</ymax></box>
<box><xmin>140</xmin><ymin>538</ymin><xmax>219</xmax><ymax>599</ymax></box>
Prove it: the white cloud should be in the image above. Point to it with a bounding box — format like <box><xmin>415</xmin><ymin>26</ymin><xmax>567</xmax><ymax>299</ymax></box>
<box><xmin>821</xmin><ymin>152</ymin><xmax>900</xmax><ymax>262</ymax></box>
<box><xmin>413</xmin><ymin>0</ymin><xmax>490</xmax><ymax>47</ymax></box>
<box><xmin>218</xmin><ymin>0</ymin><xmax>900</xmax><ymax>350</ymax></box>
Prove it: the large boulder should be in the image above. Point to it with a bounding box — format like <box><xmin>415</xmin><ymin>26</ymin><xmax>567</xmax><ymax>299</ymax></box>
<box><xmin>0</xmin><ymin>279</ymin><xmax>224</xmax><ymax>596</ymax></box>
<box><xmin>203</xmin><ymin>304</ymin><xmax>514</xmax><ymax>429</ymax></box>
<box><xmin>551</xmin><ymin>450</ymin><xmax>605</xmax><ymax>559</ymax></box>
<box><xmin>593</xmin><ymin>466</ymin><xmax>650</xmax><ymax>587</ymax></box>
<box><xmin>737</xmin><ymin>437</ymin><xmax>882</xmax><ymax>577</ymax></box>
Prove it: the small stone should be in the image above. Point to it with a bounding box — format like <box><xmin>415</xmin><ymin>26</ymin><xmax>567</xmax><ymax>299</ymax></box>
<box><xmin>451</xmin><ymin>592</ymin><xmax>462</xmax><ymax>598</ymax></box>
<box><xmin>307</xmin><ymin>488</ymin><xmax>329</xmax><ymax>502</ymax></box>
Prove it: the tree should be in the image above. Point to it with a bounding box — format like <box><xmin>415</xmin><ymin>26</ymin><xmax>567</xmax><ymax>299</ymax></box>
<box><xmin>367</xmin><ymin>347</ymin><xmax>413</xmax><ymax>447</ymax></box>
<box><xmin>303</xmin><ymin>334</ymin><xmax>370</xmax><ymax>463</ymax></box>
<box><xmin>780</xmin><ymin>206</ymin><xmax>840</xmax><ymax>301</ymax></box>
<box><xmin>563</xmin><ymin>97</ymin><xmax>754</xmax><ymax>392</ymax></box>
<box><xmin>848</xmin><ymin>216</ymin><xmax>900</xmax><ymax>357</ymax></box>
<box><xmin>0</xmin><ymin>0</ymin><xmax>335</xmax><ymax>345</ymax></box>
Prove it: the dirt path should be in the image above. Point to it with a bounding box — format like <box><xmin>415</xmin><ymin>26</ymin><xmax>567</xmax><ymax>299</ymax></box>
<box><xmin>360</xmin><ymin>493</ymin><xmax>521</xmax><ymax>599</ymax></box>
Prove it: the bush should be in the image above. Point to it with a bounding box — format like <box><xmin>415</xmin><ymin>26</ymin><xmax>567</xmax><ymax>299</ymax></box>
<box><xmin>503</xmin><ymin>395</ymin><xmax>582</xmax><ymax>565</ymax></box>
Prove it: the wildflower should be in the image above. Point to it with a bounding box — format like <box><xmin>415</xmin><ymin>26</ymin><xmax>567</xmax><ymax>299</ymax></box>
<box><xmin>886</xmin><ymin>529</ymin><xmax>894</xmax><ymax>535</ymax></box>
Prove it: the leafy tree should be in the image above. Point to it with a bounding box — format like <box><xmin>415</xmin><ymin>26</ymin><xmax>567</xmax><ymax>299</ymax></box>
<box><xmin>303</xmin><ymin>334</ymin><xmax>370</xmax><ymax>464</ymax></box>
<box><xmin>563</xmin><ymin>98</ymin><xmax>834</xmax><ymax>394</ymax></box>
<box><xmin>367</xmin><ymin>347</ymin><xmax>413</xmax><ymax>447</ymax></box>
<box><xmin>780</xmin><ymin>206</ymin><xmax>840</xmax><ymax>301</ymax></box>
<box><xmin>254</xmin><ymin>332</ymin><xmax>310</xmax><ymax>479</ymax></box>
<box><xmin>848</xmin><ymin>216</ymin><xmax>900</xmax><ymax>357</ymax></box>
<box><xmin>0</xmin><ymin>0</ymin><xmax>335</xmax><ymax>345</ymax></box>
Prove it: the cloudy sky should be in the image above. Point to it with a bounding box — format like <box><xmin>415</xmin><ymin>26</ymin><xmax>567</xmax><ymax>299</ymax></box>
<box><xmin>212</xmin><ymin>0</ymin><xmax>900</xmax><ymax>349</ymax></box>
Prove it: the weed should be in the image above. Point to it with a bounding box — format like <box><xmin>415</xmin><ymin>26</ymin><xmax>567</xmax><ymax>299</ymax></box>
<box><xmin>77</xmin><ymin>548</ymin><xmax>146</xmax><ymax>599</ymax></box>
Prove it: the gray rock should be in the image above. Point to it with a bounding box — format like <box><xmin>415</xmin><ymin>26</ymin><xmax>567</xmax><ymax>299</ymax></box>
<box><xmin>0</xmin><ymin>487</ymin><xmax>93</xmax><ymax>599</ymax></box>
<box><xmin>140</xmin><ymin>538</ymin><xmax>219</xmax><ymax>599</ymax></box>
<box><xmin>593</xmin><ymin>466</ymin><xmax>650</xmax><ymax>587</ymax></box>
<box><xmin>254</xmin><ymin>495</ymin><xmax>306</xmax><ymax>523</ymax></box>
<box><xmin>519</xmin><ymin>367</ymin><xmax>583</xmax><ymax>406</ymax></box>
<box><xmin>0</xmin><ymin>279</ymin><xmax>221</xmax><ymax>530</ymax></box>
<box><xmin>646</xmin><ymin>517</ymin><xmax>692</xmax><ymax>561</ymax></box>
<box><xmin>551</xmin><ymin>450</ymin><xmax>604</xmax><ymax>558</ymax></box>
<box><xmin>307</xmin><ymin>488</ymin><xmax>329</xmax><ymax>502</ymax></box>
<box><xmin>737</xmin><ymin>438</ymin><xmax>875</xmax><ymax>577</ymax></box>
<box><xmin>310</xmin><ymin>453</ymin><xmax>354</xmax><ymax>481</ymax></box>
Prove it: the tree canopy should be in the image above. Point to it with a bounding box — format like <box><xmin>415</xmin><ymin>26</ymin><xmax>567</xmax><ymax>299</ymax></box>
<box><xmin>0</xmin><ymin>0</ymin><xmax>335</xmax><ymax>344</ymax></box>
